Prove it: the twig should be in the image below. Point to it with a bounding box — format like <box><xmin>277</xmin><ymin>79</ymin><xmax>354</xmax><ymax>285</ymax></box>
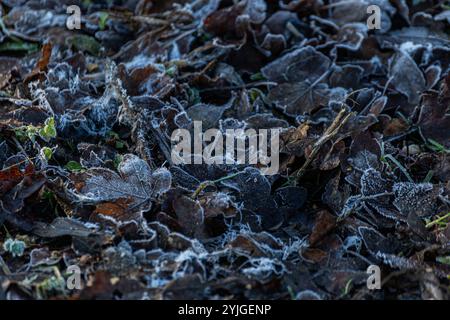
<box><xmin>191</xmin><ymin>172</ymin><xmax>241</xmax><ymax>198</ymax></box>
<box><xmin>191</xmin><ymin>181</ymin><xmax>215</xmax><ymax>199</ymax></box>
<box><xmin>426</xmin><ymin>212</ymin><xmax>450</xmax><ymax>228</ymax></box>
<box><xmin>293</xmin><ymin>109</ymin><xmax>353</xmax><ymax>182</ymax></box>
<box><xmin>0</xmin><ymin>156</ymin><xmax>36</xmax><ymax>172</ymax></box>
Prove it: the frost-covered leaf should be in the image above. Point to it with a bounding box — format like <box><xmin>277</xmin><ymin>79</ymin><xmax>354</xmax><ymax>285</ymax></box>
<box><xmin>418</xmin><ymin>92</ymin><xmax>450</xmax><ymax>149</ymax></box>
<box><xmin>186</xmin><ymin>103</ymin><xmax>230</xmax><ymax>130</ymax></box>
<box><xmin>221</xmin><ymin>167</ymin><xmax>283</xmax><ymax>230</ymax></box>
<box><xmin>393</xmin><ymin>182</ymin><xmax>442</xmax><ymax>217</ymax></box>
<box><xmin>202</xmin><ymin>0</ymin><xmax>266</xmax><ymax>39</ymax></box>
<box><xmin>172</xmin><ymin>194</ymin><xmax>205</xmax><ymax>238</ymax></box>
<box><xmin>221</xmin><ymin>167</ymin><xmax>274</xmax><ymax>212</ymax></box>
<box><xmin>389</xmin><ymin>50</ymin><xmax>426</xmax><ymax>104</ymax></box>
<box><xmin>266</xmin><ymin>82</ymin><xmax>331</xmax><ymax>116</ymax></box>
<box><xmin>340</xmin><ymin>195</ymin><xmax>363</xmax><ymax>217</ymax></box>
<box><xmin>350</xmin><ymin>150</ymin><xmax>380</xmax><ymax>172</ymax></box>
<box><xmin>73</xmin><ymin>154</ymin><xmax>171</xmax><ymax>210</ymax></box>
<box><xmin>33</xmin><ymin>218</ymin><xmax>100</xmax><ymax>239</ymax></box>
<box><xmin>358</xmin><ymin>226</ymin><xmax>398</xmax><ymax>255</ymax></box>
<box><xmin>3</xmin><ymin>238</ymin><xmax>26</xmax><ymax>257</ymax></box>
<box><xmin>360</xmin><ymin>168</ymin><xmax>390</xmax><ymax>196</ymax></box>
<box><xmin>261</xmin><ymin>46</ymin><xmax>331</xmax><ymax>83</ymax></box>
<box><xmin>323</xmin><ymin>172</ymin><xmax>352</xmax><ymax>215</ymax></box>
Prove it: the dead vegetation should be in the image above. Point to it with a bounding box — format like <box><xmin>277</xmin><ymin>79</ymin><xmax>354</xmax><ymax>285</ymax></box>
<box><xmin>0</xmin><ymin>0</ymin><xmax>449</xmax><ymax>300</ymax></box>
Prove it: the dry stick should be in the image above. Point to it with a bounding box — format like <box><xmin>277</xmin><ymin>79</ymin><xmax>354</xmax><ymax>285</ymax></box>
<box><xmin>0</xmin><ymin>156</ymin><xmax>37</xmax><ymax>172</ymax></box>
<box><xmin>293</xmin><ymin>109</ymin><xmax>354</xmax><ymax>182</ymax></box>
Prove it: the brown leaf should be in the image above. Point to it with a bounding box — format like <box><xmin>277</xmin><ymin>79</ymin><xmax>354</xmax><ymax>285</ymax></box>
<box><xmin>0</xmin><ymin>57</ymin><xmax>20</xmax><ymax>89</ymax></box>
<box><xmin>228</xmin><ymin>234</ymin><xmax>265</xmax><ymax>257</ymax></box>
<box><xmin>309</xmin><ymin>210</ymin><xmax>336</xmax><ymax>246</ymax></box>
<box><xmin>0</xmin><ymin>165</ymin><xmax>23</xmax><ymax>194</ymax></box>
<box><xmin>24</xmin><ymin>43</ymin><xmax>52</xmax><ymax>83</ymax></box>
<box><xmin>93</xmin><ymin>198</ymin><xmax>134</xmax><ymax>221</ymax></box>
<box><xmin>204</xmin><ymin>2</ymin><xmax>246</xmax><ymax>35</ymax></box>
<box><xmin>172</xmin><ymin>195</ymin><xmax>204</xmax><ymax>238</ymax></box>
<box><xmin>302</xmin><ymin>248</ymin><xmax>328</xmax><ymax>263</ymax></box>
<box><xmin>418</xmin><ymin>92</ymin><xmax>450</xmax><ymax>148</ymax></box>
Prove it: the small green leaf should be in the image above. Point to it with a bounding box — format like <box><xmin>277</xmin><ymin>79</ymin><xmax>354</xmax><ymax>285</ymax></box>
<box><xmin>249</xmin><ymin>88</ymin><xmax>263</xmax><ymax>103</ymax></box>
<box><xmin>27</xmin><ymin>126</ymin><xmax>39</xmax><ymax>141</ymax></box>
<box><xmin>436</xmin><ymin>256</ymin><xmax>450</xmax><ymax>265</ymax></box>
<box><xmin>98</xmin><ymin>12</ymin><xmax>109</xmax><ymax>30</ymax></box>
<box><xmin>14</xmin><ymin>128</ymin><xmax>28</xmax><ymax>142</ymax></box>
<box><xmin>41</xmin><ymin>147</ymin><xmax>53</xmax><ymax>161</ymax></box>
<box><xmin>65</xmin><ymin>161</ymin><xmax>84</xmax><ymax>172</ymax></box>
<box><xmin>108</xmin><ymin>131</ymin><xmax>126</xmax><ymax>149</ymax></box>
<box><xmin>0</xmin><ymin>38</ymin><xmax>39</xmax><ymax>54</ymax></box>
<box><xmin>39</xmin><ymin>117</ymin><xmax>57</xmax><ymax>141</ymax></box>
<box><xmin>108</xmin><ymin>131</ymin><xmax>120</xmax><ymax>140</ymax></box>
<box><xmin>165</xmin><ymin>65</ymin><xmax>177</xmax><ymax>77</ymax></box>
<box><xmin>250</xmin><ymin>72</ymin><xmax>265</xmax><ymax>81</ymax></box>
<box><xmin>15</xmin><ymin>125</ymin><xmax>40</xmax><ymax>142</ymax></box>
<box><xmin>113</xmin><ymin>154</ymin><xmax>123</xmax><ymax>169</ymax></box>
<box><xmin>188</xmin><ymin>87</ymin><xmax>201</xmax><ymax>105</ymax></box>
<box><xmin>66</xmin><ymin>35</ymin><xmax>102</xmax><ymax>56</ymax></box>
<box><xmin>115</xmin><ymin>141</ymin><xmax>125</xmax><ymax>149</ymax></box>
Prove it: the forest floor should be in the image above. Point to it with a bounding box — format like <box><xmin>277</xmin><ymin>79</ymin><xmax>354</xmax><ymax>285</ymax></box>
<box><xmin>0</xmin><ymin>0</ymin><xmax>449</xmax><ymax>300</ymax></box>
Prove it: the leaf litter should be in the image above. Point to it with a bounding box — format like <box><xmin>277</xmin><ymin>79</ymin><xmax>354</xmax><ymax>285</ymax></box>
<box><xmin>0</xmin><ymin>0</ymin><xmax>449</xmax><ymax>300</ymax></box>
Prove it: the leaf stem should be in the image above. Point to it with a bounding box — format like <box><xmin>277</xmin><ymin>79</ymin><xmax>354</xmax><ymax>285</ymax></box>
<box><xmin>425</xmin><ymin>212</ymin><xmax>450</xmax><ymax>228</ymax></box>
<box><xmin>191</xmin><ymin>172</ymin><xmax>241</xmax><ymax>198</ymax></box>
<box><xmin>384</xmin><ymin>154</ymin><xmax>414</xmax><ymax>183</ymax></box>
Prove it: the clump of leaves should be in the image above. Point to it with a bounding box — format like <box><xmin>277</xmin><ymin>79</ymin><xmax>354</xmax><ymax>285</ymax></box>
<box><xmin>39</xmin><ymin>117</ymin><xmax>57</xmax><ymax>142</ymax></box>
<box><xmin>14</xmin><ymin>117</ymin><xmax>56</xmax><ymax>143</ymax></box>
<box><xmin>3</xmin><ymin>238</ymin><xmax>26</xmax><ymax>257</ymax></box>
<box><xmin>35</xmin><ymin>271</ymin><xmax>67</xmax><ymax>299</ymax></box>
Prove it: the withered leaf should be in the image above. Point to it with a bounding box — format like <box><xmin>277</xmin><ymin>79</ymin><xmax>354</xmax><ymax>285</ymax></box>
<box><xmin>73</xmin><ymin>154</ymin><xmax>171</xmax><ymax>212</ymax></box>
